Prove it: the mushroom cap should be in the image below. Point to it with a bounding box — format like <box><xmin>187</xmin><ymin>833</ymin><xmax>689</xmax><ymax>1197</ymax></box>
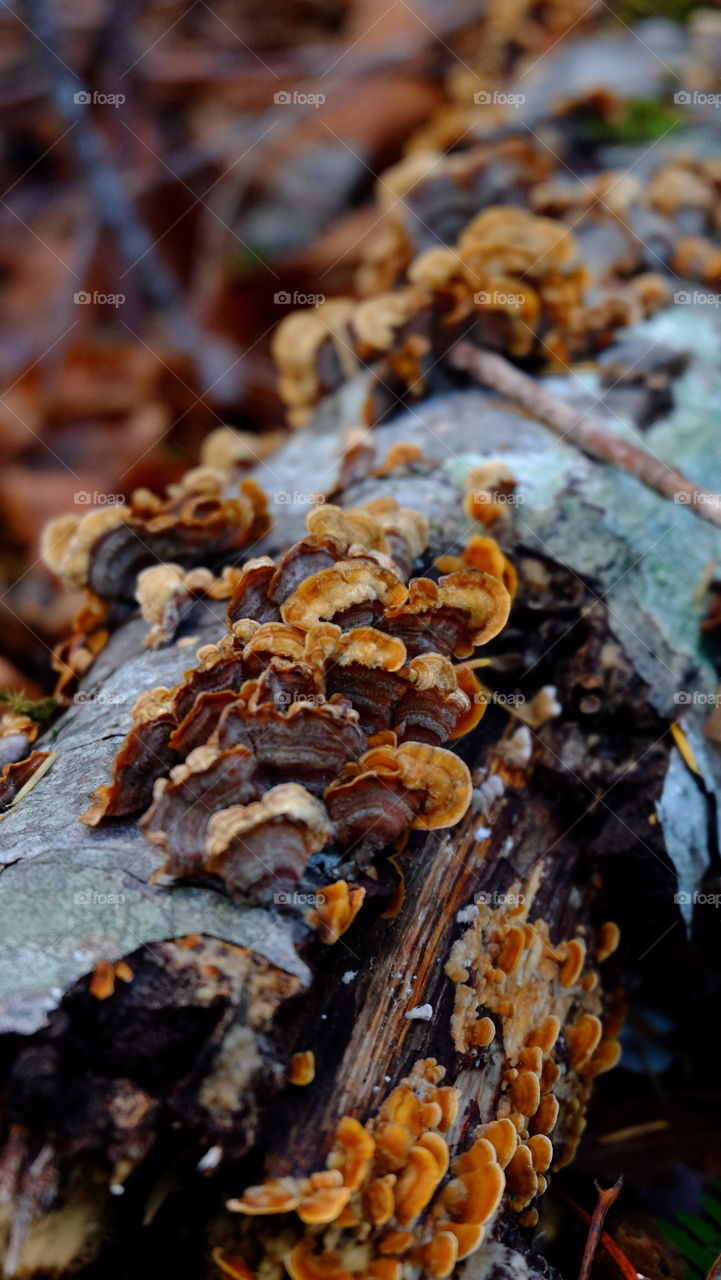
<box><xmin>363</xmin><ymin>497</ymin><xmax>429</xmax><ymax>562</ymax></box>
<box><xmin>307</xmin><ymin>881</ymin><xmax>366</xmax><ymax>944</ymax></box>
<box><xmin>40</xmin><ymin>513</ymin><xmax>83</xmax><ymax>576</ymax></box>
<box><xmin>403</xmin><ymin>654</ymin><xmax>459</xmax><ymax>698</ymax></box>
<box><xmin>284</xmin><ymin>1241</ymin><xmax>352</xmax><ymax>1280</ymax></box>
<box><xmin>306</xmin><ymin>503</ymin><xmax>390</xmax><ymax>554</ymax></box>
<box><xmin>385</xmin><ymin>571</ymin><xmax>511</xmax><ymax>653</ymax></box>
<box><xmin>458</xmin><ymin>206</ymin><xmax>576</xmax><ymax>278</ymax></box>
<box><xmin>135</xmin><ymin>562</ymin><xmax>187</xmax><ymax>625</ymax></box>
<box><xmin>305</xmin><ymin>622</ymin><xmax>407</xmax><ymax>673</ymax></box>
<box><xmin>206</xmin><ymin>783</ymin><xmax>330</xmax><ymax>859</ymax></box>
<box><xmin>241</xmin><ymin>621</ymin><xmax>307</xmax><ymax>668</ymax></box>
<box><xmin>435</xmin><ymin>571</ymin><xmax>511</xmax><ymax>645</ymax></box>
<box><xmin>461</xmin><ymin>536</ymin><xmax>518</xmax><ymax>598</ymax></box>
<box><xmin>281</xmin><ymin>560</ymin><xmax>408</xmax><ymax>630</ymax></box>
<box><xmin>131</xmin><ymin>686</ymin><xmax>176</xmax><ymax>724</ymax></box>
<box><xmin>352</xmin><ymin>286</ymin><xmax>429</xmax><ymax>351</ymax></box>
<box><xmin>449</xmin><ymin>667</ymin><xmax>486</xmax><ymax>739</ymax></box>
<box><xmin>330</xmin><ymin>742</ymin><xmax>472</xmax><ymax>830</ymax></box>
<box><xmin>43</xmin><ymin>505</ymin><xmax>130</xmax><ymax>590</ymax></box>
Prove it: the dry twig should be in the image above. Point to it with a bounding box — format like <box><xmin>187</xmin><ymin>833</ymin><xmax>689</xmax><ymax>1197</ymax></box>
<box><xmin>450</xmin><ymin>342</ymin><xmax>721</xmax><ymax>530</ymax></box>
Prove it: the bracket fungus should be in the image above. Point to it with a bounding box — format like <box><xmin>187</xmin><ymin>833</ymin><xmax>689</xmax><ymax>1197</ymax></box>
<box><xmin>82</xmin><ymin>490</ymin><xmax>512</xmax><ymax>939</ymax></box>
<box><xmin>281</xmin><ymin>560</ymin><xmax>408</xmax><ymax>632</ymax></box>
<box><xmin>205</xmin><ymin>784</ymin><xmax>331</xmax><ymax>901</ymax></box>
<box><xmin>271</xmin><ymin>165</ymin><xmax>669</xmax><ymax>426</ymax></box>
<box><xmin>307</xmin><ymin>881</ymin><xmax>366</xmax><ymax>944</ymax></box>
<box><xmin>444</xmin><ymin>871</ymin><xmax>623</xmax><ymax>1217</ymax></box>
<box><xmin>42</xmin><ymin>475</ymin><xmax>269</xmax><ymax>606</ymax></box>
<box><xmin>81</xmin><ymin>686</ymin><xmax>178</xmax><ymax>825</ymax></box>
<box><xmin>325</xmin><ymin>743</ymin><xmax>472</xmax><ymax>849</ymax></box>
<box><xmin>140</xmin><ymin>745</ymin><xmax>261</xmax><ymax>879</ymax></box>
<box><xmin>227</xmin><ymin>1061</ymin><xmax>484</xmax><ymax>1279</ymax></box>
<box><xmin>385</xmin><ymin>571</ymin><xmax>510</xmax><ymax>659</ymax></box>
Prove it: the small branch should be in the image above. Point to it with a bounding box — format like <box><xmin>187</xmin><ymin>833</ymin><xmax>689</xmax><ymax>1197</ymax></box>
<box><xmin>579</xmin><ymin>1179</ymin><xmax>624</xmax><ymax>1280</ymax></box>
<box><xmin>450</xmin><ymin>342</ymin><xmax>721</xmax><ymax>530</ymax></box>
<box><xmin>556</xmin><ymin>1183</ymin><xmax>641</xmax><ymax>1280</ymax></box>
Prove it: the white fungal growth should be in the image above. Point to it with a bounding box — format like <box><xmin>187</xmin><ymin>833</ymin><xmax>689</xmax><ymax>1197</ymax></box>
<box><xmin>405</xmin><ymin>1003</ymin><xmax>433</xmax><ymax>1021</ymax></box>
<box><xmin>500</xmin><ymin>724</ymin><xmax>533</xmax><ymax>768</ymax></box>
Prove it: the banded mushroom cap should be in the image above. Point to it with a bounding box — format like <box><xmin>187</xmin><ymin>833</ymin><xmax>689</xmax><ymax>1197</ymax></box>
<box><xmin>140</xmin><ymin>743</ymin><xmax>261</xmax><ymax>878</ymax></box>
<box><xmin>42</xmin><ymin>478</ymin><xmax>268</xmax><ymax>603</ymax></box>
<box><xmin>281</xmin><ymin>559</ymin><xmax>408</xmax><ymax>630</ymax></box>
<box><xmin>80</xmin><ymin>686</ymin><xmax>177</xmax><ymax>825</ymax></box>
<box><xmin>205</xmin><ymin>783</ymin><xmax>331</xmax><ymax>900</ymax></box>
<box><xmin>304</xmin><ymin>622</ymin><xmax>407</xmax><ymax>674</ymax></box>
<box><xmin>227</xmin><ymin>556</ymin><xmax>281</xmax><ymax>625</ymax></box>
<box><xmin>352</xmin><ymin>285</ymin><xmax>430</xmax><ymax>353</ymax></box>
<box><xmin>438</xmin><ymin>536</ymin><xmax>518</xmax><ymax>599</ymax></box>
<box><xmin>325</xmin><ymin>741</ymin><xmax>472</xmax><ymax>847</ymax></box>
<box><xmin>306</xmin><ymin>503</ymin><xmax>391</xmax><ymax>555</ymax></box>
<box><xmin>210</xmin><ymin>693</ymin><xmax>367</xmax><ymax>795</ymax></box>
<box><xmin>271</xmin><ymin>299</ymin><xmax>357</xmax><ymax>429</ymax></box>
<box><xmin>385</xmin><ymin>571</ymin><xmax>511</xmax><ymax>658</ymax></box>
<box><xmin>393</xmin><ymin>654</ymin><xmax>475</xmax><ymax>745</ymax></box>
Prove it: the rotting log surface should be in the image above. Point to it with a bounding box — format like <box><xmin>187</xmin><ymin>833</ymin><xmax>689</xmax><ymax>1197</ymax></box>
<box><xmin>1</xmin><ymin>304</ymin><xmax>721</xmax><ymax>1278</ymax></box>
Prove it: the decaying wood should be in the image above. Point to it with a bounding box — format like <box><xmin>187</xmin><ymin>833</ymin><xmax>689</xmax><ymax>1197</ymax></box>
<box><xmin>0</xmin><ymin>307</ymin><xmax>720</xmax><ymax>1279</ymax></box>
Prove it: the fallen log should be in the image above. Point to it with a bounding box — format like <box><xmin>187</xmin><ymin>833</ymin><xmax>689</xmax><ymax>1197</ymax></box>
<box><xmin>0</xmin><ymin>304</ymin><xmax>720</xmax><ymax>1279</ymax></box>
